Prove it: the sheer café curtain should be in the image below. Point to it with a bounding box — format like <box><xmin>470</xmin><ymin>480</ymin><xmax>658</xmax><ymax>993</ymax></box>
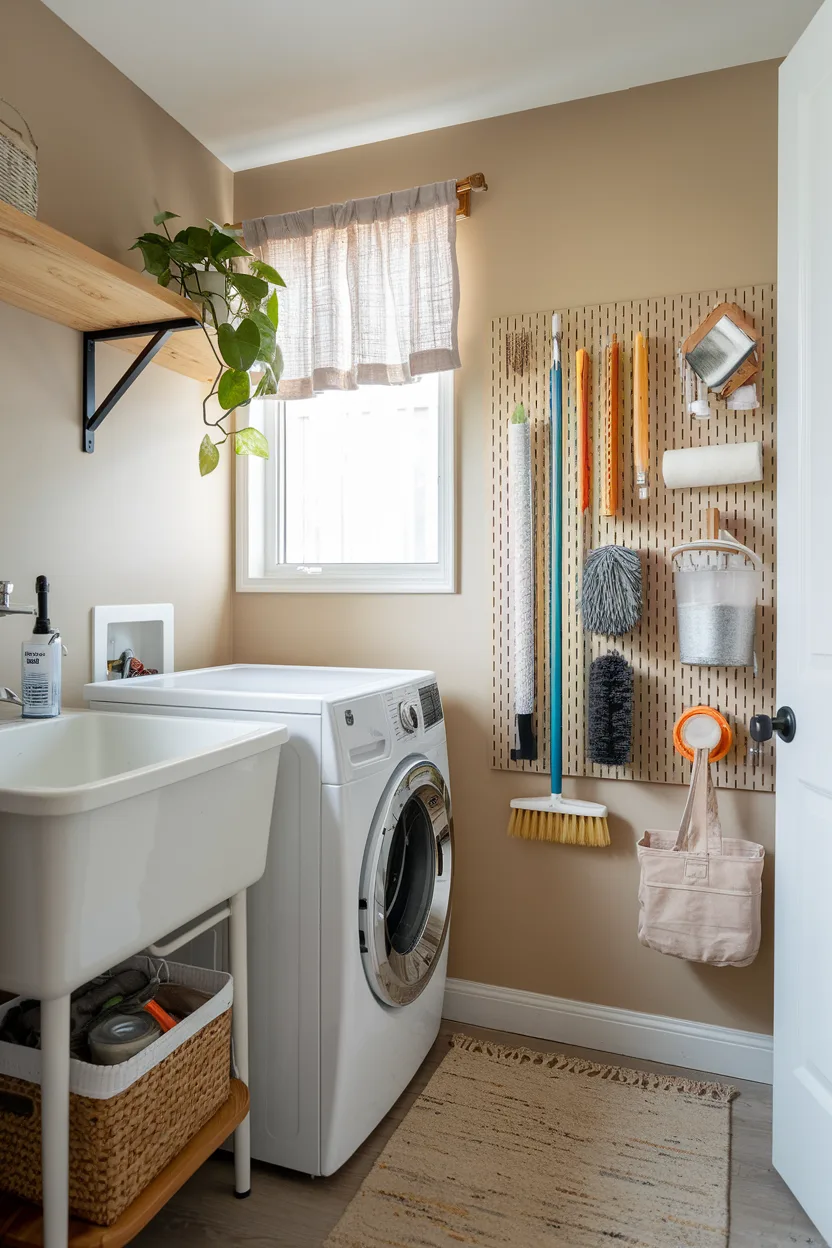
<box><xmin>242</xmin><ymin>179</ymin><xmax>461</xmax><ymax>398</ymax></box>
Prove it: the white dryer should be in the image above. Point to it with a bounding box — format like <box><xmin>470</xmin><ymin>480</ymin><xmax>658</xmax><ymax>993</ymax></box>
<box><xmin>85</xmin><ymin>664</ymin><xmax>453</xmax><ymax>1175</ymax></box>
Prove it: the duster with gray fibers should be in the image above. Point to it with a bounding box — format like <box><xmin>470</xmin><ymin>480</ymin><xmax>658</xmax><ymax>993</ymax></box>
<box><xmin>580</xmin><ymin>545</ymin><xmax>642</xmax><ymax>636</ymax></box>
<box><xmin>588</xmin><ymin>652</ymin><xmax>633</xmax><ymax>766</ymax></box>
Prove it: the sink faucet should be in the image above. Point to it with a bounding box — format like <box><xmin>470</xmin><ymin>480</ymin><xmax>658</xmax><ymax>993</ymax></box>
<box><xmin>0</xmin><ymin>582</ymin><xmax>35</xmax><ymax>712</ymax></box>
<box><xmin>0</xmin><ymin>582</ymin><xmax>34</xmax><ymax>618</ymax></box>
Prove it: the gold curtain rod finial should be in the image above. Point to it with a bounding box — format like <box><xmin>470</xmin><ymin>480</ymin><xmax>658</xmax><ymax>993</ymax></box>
<box><xmin>458</xmin><ymin>172</ymin><xmax>488</xmax><ymax>193</ymax></box>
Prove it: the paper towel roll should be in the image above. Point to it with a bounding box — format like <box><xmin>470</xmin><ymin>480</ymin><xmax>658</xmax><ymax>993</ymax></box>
<box><xmin>662</xmin><ymin>441</ymin><xmax>763</xmax><ymax>490</ymax></box>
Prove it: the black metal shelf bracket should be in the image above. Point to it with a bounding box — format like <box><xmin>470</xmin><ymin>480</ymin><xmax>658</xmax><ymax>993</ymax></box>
<box><xmin>82</xmin><ymin>318</ymin><xmax>202</xmax><ymax>452</ymax></box>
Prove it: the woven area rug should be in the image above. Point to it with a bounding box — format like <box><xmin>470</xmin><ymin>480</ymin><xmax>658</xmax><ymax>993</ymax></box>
<box><xmin>324</xmin><ymin>1034</ymin><xmax>737</xmax><ymax>1248</ymax></box>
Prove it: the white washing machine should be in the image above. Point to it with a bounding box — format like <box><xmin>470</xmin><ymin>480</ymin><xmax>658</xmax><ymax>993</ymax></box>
<box><xmin>84</xmin><ymin>664</ymin><xmax>453</xmax><ymax>1176</ymax></box>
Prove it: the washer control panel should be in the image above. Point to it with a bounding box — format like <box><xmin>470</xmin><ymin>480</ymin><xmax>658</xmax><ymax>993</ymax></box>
<box><xmin>384</xmin><ymin>680</ymin><xmax>444</xmax><ymax>742</ymax></box>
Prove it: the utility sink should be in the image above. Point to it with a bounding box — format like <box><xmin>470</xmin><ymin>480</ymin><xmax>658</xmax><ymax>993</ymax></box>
<box><xmin>0</xmin><ymin>710</ymin><xmax>288</xmax><ymax>1000</ymax></box>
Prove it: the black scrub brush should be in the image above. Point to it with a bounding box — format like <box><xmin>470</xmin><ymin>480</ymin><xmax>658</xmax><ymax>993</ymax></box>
<box><xmin>587</xmin><ymin>651</ymin><xmax>633</xmax><ymax>766</ymax></box>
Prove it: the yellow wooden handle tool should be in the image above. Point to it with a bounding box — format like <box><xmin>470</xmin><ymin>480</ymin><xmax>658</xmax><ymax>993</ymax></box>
<box><xmin>633</xmin><ymin>332</ymin><xmax>649</xmax><ymax>500</ymax></box>
<box><xmin>576</xmin><ymin>349</ymin><xmax>590</xmax><ymax>514</ymax></box>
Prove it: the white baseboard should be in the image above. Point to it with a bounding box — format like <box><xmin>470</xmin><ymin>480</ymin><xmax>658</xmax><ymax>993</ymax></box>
<box><xmin>443</xmin><ymin>978</ymin><xmax>772</xmax><ymax>1085</ymax></box>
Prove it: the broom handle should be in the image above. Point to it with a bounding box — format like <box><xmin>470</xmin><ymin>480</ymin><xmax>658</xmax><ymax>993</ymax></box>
<box><xmin>550</xmin><ymin>325</ymin><xmax>564</xmax><ymax>798</ymax></box>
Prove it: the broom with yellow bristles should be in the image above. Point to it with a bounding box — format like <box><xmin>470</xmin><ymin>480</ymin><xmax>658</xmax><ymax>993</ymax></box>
<box><xmin>508</xmin><ymin>315</ymin><xmax>610</xmax><ymax>847</ymax></box>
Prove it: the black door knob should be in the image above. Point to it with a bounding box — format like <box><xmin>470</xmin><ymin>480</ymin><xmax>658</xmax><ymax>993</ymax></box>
<box><xmin>749</xmin><ymin>706</ymin><xmax>797</xmax><ymax>744</ymax></box>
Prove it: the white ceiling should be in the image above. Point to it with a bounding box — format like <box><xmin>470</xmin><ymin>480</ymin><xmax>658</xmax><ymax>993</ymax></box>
<box><xmin>44</xmin><ymin>0</ymin><xmax>819</xmax><ymax>172</ymax></box>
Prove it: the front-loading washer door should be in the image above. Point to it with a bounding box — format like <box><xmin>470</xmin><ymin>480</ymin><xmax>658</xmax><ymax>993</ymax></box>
<box><xmin>359</xmin><ymin>756</ymin><xmax>453</xmax><ymax>1007</ymax></box>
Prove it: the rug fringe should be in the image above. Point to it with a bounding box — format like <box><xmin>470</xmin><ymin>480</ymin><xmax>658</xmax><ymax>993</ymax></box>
<box><xmin>450</xmin><ymin>1034</ymin><xmax>738</xmax><ymax>1104</ymax></box>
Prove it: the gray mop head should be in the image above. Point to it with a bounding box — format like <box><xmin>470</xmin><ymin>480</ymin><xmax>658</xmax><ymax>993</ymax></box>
<box><xmin>587</xmin><ymin>651</ymin><xmax>633</xmax><ymax>766</ymax></box>
<box><xmin>580</xmin><ymin>546</ymin><xmax>642</xmax><ymax>636</ymax></box>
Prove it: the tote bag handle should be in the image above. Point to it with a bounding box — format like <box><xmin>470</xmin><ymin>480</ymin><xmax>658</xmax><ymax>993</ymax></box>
<box><xmin>674</xmin><ymin>746</ymin><xmax>723</xmax><ymax>856</ymax></box>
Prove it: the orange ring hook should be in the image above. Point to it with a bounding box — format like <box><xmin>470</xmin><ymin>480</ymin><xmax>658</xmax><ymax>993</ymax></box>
<box><xmin>673</xmin><ymin>706</ymin><xmax>733</xmax><ymax>764</ymax></box>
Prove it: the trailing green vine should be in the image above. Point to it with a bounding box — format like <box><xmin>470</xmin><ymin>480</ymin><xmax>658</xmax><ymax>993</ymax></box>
<box><xmin>132</xmin><ymin>211</ymin><xmax>285</xmax><ymax>475</ymax></box>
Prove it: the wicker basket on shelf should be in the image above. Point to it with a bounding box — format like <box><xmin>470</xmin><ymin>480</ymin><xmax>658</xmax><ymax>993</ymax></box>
<box><xmin>0</xmin><ymin>961</ymin><xmax>232</xmax><ymax>1226</ymax></box>
<box><xmin>0</xmin><ymin>98</ymin><xmax>37</xmax><ymax>216</ymax></box>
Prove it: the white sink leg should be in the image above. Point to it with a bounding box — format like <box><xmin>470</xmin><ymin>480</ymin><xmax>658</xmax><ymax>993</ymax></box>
<box><xmin>41</xmin><ymin>993</ymin><xmax>70</xmax><ymax>1248</ymax></box>
<box><xmin>229</xmin><ymin>889</ymin><xmax>251</xmax><ymax>1198</ymax></box>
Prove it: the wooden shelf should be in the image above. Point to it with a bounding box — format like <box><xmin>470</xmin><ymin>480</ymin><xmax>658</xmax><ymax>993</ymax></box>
<box><xmin>0</xmin><ymin>201</ymin><xmax>216</xmax><ymax>385</ymax></box>
<box><xmin>0</xmin><ymin>1079</ymin><xmax>249</xmax><ymax>1248</ymax></box>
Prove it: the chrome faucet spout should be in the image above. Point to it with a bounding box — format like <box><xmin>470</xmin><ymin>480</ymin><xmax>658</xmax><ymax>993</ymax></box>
<box><xmin>0</xmin><ymin>581</ymin><xmax>34</xmax><ymax>617</ymax></box>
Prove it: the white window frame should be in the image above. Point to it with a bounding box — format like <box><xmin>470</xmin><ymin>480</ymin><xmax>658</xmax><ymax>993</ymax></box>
<box><xmin>236</xmin><ymin>372</ymin><xmax>455</xmax><ymax>593</ymax></box>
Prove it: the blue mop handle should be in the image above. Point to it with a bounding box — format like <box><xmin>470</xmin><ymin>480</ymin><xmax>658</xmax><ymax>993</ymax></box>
<box><xmin>549</xmin><ymin>333</ymin><xmax>563</xmax><ymax>798</ymax></box>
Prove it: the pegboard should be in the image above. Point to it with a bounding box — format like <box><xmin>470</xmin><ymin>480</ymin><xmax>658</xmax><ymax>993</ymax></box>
<box><xmin>491</xmin><ymin>285</ymin><xmax>776</xmax><ymax>792</ymax></box>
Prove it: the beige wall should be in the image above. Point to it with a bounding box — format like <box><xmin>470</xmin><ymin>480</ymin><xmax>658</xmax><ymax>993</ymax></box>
<box><xmin>234</xmin><ymin>62</ymin><xmax>779</xmax><ymax>1035</ymax></box>
<box><xmin>0</xmin><ymin>0</ymin><xmax>235</xmax><ymax>708</ymax></box>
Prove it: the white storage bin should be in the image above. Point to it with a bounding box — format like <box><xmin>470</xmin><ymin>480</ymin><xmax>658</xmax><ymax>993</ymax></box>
<box><xmin>671</xmin><ymin>535</ymin><xmax>762</xmax><ymax>667</ymax></box>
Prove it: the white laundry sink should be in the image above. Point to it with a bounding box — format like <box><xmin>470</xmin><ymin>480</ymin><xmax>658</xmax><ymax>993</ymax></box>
<box><xmin>0</xmin><ymin>710</ymin><xmax>287</xmax><ymax>1000</ymax></box>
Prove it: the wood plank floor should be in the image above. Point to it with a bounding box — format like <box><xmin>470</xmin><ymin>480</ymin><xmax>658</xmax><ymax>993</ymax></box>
<box><xmin>132</xmin><ymin>1021</ymin><xmax>826</xmax><ymax>1248</ymax></box>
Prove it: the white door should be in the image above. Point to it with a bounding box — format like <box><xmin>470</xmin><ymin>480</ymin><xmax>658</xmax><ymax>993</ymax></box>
<box><xmin>775</xmin><ymin>3</ymin><xmax>832</xmax><ymax>1238</ymax></box>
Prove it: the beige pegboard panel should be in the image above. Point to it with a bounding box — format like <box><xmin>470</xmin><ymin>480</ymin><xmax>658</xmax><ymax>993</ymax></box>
<box><xmin>491</xmin><ymin>286</ymin><xmax>776</xmax><ymax>792</ymax></box>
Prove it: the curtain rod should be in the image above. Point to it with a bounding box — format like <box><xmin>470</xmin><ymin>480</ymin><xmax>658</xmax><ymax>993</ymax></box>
<box><xmin>232</xmin><ymin>172</ymin><xmax>488</xmax><ymax>233</ymax></box>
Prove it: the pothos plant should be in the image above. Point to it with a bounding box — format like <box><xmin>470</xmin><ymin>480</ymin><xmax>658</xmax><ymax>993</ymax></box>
<box><xmin>132</xmin><ymin>210</ymin><xmax>285</xmax><ymax>476</ymax></box>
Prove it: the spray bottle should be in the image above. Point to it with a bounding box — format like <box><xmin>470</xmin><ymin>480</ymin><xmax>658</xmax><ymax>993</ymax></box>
<box><xmin>21</xmin><ymin>576</ymin><xmax>62</xmax><ymax>718</ymax></box>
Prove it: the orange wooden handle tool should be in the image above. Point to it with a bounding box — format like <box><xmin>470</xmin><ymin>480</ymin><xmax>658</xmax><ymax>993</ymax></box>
<box><xmin>576</xmin><ymin>348</ymin><xmax>590</xmax><ymax>514</ymax></box>
<box><xmin>602</xmin><ymin>335</ymin><xmax>619</xmax><ymax>516</ymax></box>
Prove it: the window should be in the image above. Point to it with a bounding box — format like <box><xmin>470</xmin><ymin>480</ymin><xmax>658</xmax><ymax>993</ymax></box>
<box><xmin>237</xmin><ymin>372</ymin><xmax>454</xmax><ymax>592</ymax></box>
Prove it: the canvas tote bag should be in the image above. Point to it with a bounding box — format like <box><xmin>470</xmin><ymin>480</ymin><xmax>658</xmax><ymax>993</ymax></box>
<box><xmin>637</xmin><ymin>746</ymin><xmax>764</xmax><ymax>966</ymax></box>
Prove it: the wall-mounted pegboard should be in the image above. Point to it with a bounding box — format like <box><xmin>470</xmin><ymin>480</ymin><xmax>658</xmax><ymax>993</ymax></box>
<box><xmin>491</xmin><ymin>285</ymin><xmax>776</xmax><ymax>792</ymax></box>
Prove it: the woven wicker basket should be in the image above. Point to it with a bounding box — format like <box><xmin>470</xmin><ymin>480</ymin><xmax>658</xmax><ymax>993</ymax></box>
<box><xmin>0</xmin><ymin>963</ymin><xmax>232</xmax><ymax>1226</ymax></box>
<box><xmin>0</xmin><ymin>99</ymin><xmax>37</xmax><ymax>217</ymax></box>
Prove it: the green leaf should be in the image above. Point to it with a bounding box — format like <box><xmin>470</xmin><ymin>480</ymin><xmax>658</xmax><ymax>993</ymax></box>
<box><xmin>230</xmin><ymin>273</ymin><xmax>269</xmax><ymax>302</ymax></box>
<box><xmin>168</xmin><ymin>241</ymin><xmax>204</xmax><ymax>266</ymax></box>
<box><xmin>248</xmin><ymin>309</ymin><xmax>276</xmax><ymax>362</ymax></box>
<box><xmin>199</xmin><ymin>435</ymin><xmax>220</xmax><ymax>477</ymax></box>
<box><xmin>153</xmin><ymin>210</ymin><xmax>179</xmax><ymax>226</ymax></box>
<box><xmin>218</xmin><ymin>369</ymin><xmax>251</xmax><ymax>411</ymax></box>
<box><xmin>234</xmin><ymin>427</ymin><xmax>270</xmax><ymax>458</ymax></box>
<box><xmin>250</xmin><ymin>259</ymin><xmax>286</xmax><ymax>288</ymax></box>
<box><xmin>216</xmin><ymin>319</ymin><xmax>260</xmax><ymax>372</ymax></box>
<box><xmin>510</xmin><ymin>402</ymin><xmax>527</xmax><ymax>424</ymax></box>
<box><xmin>135</xmin><ymin>231</ymin><xmax>173</xmax><ymax>247</ymax></box>
<box><xmin>255</xmin><ymin>354</ymin><xmax>282</xmax><ymax>396</ymax></box>
<box><xmin>216</xmin><ymin>323</ymin><xmax>238</xmax><ymax>369</ymax></box>
<box><xmin>158</xmin><ymin>269</ymin><xmax>172</xmax><ymax>287</ymax></box>
<box><xmin>266</xmin><ymin>290</ymin><xmax>279</xmax><ymax>329</ymax></box>
<box><xmin>210</xmin><ymin>231</ymin><xmax>251</xmax><ymax>262</ymax></box>
<box><xmin>137</xmin><ymin>240</ymin><xmax>170</xmax><ymax>277</ymax></box>
<box><xmin>252</xmin><ymin>349</ymin><xmax>284</xmax><ymax>397</ymax></box>
<box><xmin>235</xmin><ymin>318</ymin><xmax>261</xmax><ymax>371</ymax></box>
<box><xmin>183</xmin><ymin>226</ymin><xmax>211</xmax><ymax>257</ymax></box>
